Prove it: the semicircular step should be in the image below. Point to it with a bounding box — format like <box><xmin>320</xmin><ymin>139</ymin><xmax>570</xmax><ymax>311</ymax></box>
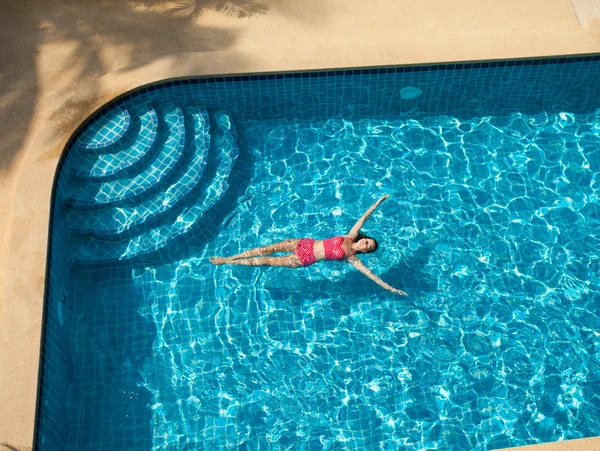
<box><xmin>67</xmin><ymin>108</ymin><xmax>210</xmax><ymax>237</ymax></box>
<box><xmin>65</xmin><ymin>104</ymin><xmax>185</xmax><ymax>207</ymax></box>
<box><xmin>70</xmin><ymin>106</ymin><xmax>159</xmax><ymax>180</ymax></box>
<box><xmin>69</xmin><ymin>111</ymin><xmax>239</xmax><ymax>265</ymax></box>
<box><xmin>76</xmin><ymin>106</ymin><xmax>131</xmax><ymax>151</ymax></box>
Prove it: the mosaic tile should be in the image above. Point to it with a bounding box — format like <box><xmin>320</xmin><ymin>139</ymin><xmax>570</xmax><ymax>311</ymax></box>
<box><xmin>78</xmin><ymin>107</ymin><xmax>130</xmax><ymax>150</ymax></box>
<box><xmin>69</xmin><ymin>111</ymin><xmax>238</xmax><ymax>264</ymax></box>
<box><xmin>71</xmin><ymin>106</ymin><xmax>158</xmax><ymax>180</ymax></box>
<box><xmin>67</xmin><ymin>108</ymin><xmax>210</xmax><ymax>236</ymax></box>
<box><xmin>65</xmin><ymin>105</ymin><xmax>185</xmax><ymax>206</ymax></box>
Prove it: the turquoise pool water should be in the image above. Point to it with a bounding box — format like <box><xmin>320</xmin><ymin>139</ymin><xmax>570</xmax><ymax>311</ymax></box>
<box><xmin>37</xmin><ymin>60</ymin><xmax>600</xmax><ymax>450</ymax></box>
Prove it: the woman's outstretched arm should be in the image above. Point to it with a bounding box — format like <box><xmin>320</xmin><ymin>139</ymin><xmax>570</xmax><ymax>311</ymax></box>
<box><xmin>346</xmin><ymin>194</ymin><xmax>389</xmax><ymax>239</ymax></box>
<box><xmin>346</xmin><ymin>256</ymin><xmax>407</xmax><ymax>295</ymax></box>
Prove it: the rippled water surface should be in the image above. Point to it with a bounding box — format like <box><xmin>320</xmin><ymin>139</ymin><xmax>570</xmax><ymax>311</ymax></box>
<box><xmin>111</xmin><ymin>111</ymin><xmax>600</xmax><ymax>449</ymax></box>
<box><xmin>43</xmin><ymin>72</ymin><xmax>600</xmax><ymax>450</ymax></box>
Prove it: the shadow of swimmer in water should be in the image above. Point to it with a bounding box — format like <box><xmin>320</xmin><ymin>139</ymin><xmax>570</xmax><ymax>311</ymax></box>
<box><xmin>210</xmin><ymin>194</ymin><xmax>408</xmax><ymax>296</ymax></box>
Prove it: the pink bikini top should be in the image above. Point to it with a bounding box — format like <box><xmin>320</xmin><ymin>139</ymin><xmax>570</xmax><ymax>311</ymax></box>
<box><xmin>323</xmin><ymin>236</ymin><xmax>354</xmax><ymax>261</ymax></box>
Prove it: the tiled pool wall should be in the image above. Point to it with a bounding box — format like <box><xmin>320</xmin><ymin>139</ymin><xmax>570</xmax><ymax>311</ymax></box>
<box><xmin>37</xmin><ymin>166</ymin><xmax>74</xmax><ymax>449</ymax></box>
<box><xmin>63</xmin><ymin>57</ymin><xmax>600</xmax><ymax>132</ymax></box>
<box><xmin>35</xmin><ymin>56</ymin><xmax>600</xmax><ymax>450</ymax></box>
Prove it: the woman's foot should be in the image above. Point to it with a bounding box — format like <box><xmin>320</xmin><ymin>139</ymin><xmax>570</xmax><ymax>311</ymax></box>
<box><xmin>210</xmin><ymin>257</ymin><xmax>229</xmax><ymax>265</ymax></box>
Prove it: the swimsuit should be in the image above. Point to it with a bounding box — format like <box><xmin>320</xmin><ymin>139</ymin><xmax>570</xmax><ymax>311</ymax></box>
<box><xmin>323</xmin><ymin>236</ymin><xmax>350</xmax><ymax>260</ymax></box>
<box><xmin>294</xmin><ymin>236</ymin><xmax>355</xmax><ymax>267</ymax></box>
<box><xmin>294</xmin><ymin>238</ymin><xmax>317</xmax><ymax>266</ymax></box>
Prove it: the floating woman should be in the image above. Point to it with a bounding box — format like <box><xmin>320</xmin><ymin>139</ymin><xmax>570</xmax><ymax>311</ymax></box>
<box><xmin>210</xmin><ymin>194</ymin><xmax>407</xmax><ymax>296</ymax></box>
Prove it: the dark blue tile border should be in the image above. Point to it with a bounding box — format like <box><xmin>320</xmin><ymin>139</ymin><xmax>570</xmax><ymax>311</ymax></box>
<box><xmin>72</xmin><ymin>54</ymin><xmax>599</xmax><ymax>129</ymax></box>
<box><xmin>33</xmin><ymin>126</ymin><xmax>73</xmax><ymax>451</ymax></box>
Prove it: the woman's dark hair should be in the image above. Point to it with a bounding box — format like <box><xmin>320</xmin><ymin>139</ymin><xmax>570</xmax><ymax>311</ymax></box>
<box><xmin>356</xmin><ymin>233</ymin><xmax>379</xmax><ymax>253</ymax></box>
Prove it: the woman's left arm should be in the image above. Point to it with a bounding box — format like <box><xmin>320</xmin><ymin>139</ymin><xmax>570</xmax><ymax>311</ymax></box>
<box><xmin>346</xmin><ymin>194</ymin><xmax>389</xmax><ymax>239</ymax></box>
<box><xmin>347</xmin><ymin>256</ymin><xmax>407</xmax><ymax>296</ymax></box>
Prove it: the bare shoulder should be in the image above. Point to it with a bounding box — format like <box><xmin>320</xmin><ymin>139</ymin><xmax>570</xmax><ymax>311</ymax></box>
<box><xmin>346</xmin><ymin>255</ymin><xmax>361</xmax><ymax>266</ymax></box>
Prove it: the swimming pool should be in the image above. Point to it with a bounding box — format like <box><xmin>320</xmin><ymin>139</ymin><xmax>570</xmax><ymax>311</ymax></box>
<box><xmin>36</xmin><ymin>57</ymin><xmax>600</xmax><ymax>450</ymax></box>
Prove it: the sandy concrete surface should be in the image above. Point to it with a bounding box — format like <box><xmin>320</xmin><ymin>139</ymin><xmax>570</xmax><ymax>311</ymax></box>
<box><xmin>498</xmin><ymin>437</ymin><xmax>600</xmax><ymax>451</ymax></box>
<box><xmin>0</xmin><ymin>0</ymin><xmax>599</xmax><ymax>449</ymax></box>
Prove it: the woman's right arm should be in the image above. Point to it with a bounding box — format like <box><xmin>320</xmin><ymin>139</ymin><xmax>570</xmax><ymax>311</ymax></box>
<box><xmin>347</xmin><ymin>256</ymin><xmax>407</xmax><ymax>296</ymax></box>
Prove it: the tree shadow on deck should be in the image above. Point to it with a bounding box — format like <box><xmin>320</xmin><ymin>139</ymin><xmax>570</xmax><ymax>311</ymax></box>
<box><xmin>132</xmin><ymin>0</ymin><xmax>269</xmax><ymax>18</ymax></box>
<box><xmin>0</xmin><ymin>0</ymin><xmax>274</xmax><ymax>173</ymax></box>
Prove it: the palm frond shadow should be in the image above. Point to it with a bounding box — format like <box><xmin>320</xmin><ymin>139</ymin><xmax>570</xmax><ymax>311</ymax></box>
<box><xmin>1</xmin><ymin>0</ymin><xmax>277</xmax><ymax>172</ymax></box>
<box><xmin>132</xmin><ymin>0</ymin><xmax>269</xmax><ymax>18</ymax></box>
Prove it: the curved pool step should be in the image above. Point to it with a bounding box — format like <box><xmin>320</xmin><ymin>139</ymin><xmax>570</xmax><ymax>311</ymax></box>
<box><xmin>65</xmin><ymin>104</ymin><xmax>185</xmax><ymax>207</ymax></box>
<box><xmin>67</xmin><ymin>108</ymin><xmax>210</xmax><ymax>237</ymax></box>
<box><xmin>70</xmin><ymin>106</ymin><xmax>159</xmax><ymax>181</ymax></box>
<box><xmin>69</xmin><ymin>111</ymin><xmax>239</xmax><ymax>265</ymax></box>
<box><xmin>76</xmin><ymin>106</ymin><xmax>131</xmax><ymax>152</ymax></box>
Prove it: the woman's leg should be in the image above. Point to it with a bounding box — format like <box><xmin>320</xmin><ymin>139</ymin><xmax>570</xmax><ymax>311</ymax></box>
<box><xmin>212</xmin><ymin>254</ymin><xmax>302</xmax><ymax>268</ymax></box>
<box><xmin>220</xmin><ymin>239</ymin><xmax>300</xmax><ymax>260</ymax></box>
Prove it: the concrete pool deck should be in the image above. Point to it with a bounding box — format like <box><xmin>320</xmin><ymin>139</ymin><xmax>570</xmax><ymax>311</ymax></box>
<box><xmin>1</xmin><ymin>0</ymin><xmax>600</xmax><ymax>449</ymax></box>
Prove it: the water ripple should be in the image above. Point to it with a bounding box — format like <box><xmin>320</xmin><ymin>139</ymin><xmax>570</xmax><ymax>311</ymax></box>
<box><xmin>129</xmin><ymin>109</ymin><xmax>600</xmax><ymax>449</ymax></box>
